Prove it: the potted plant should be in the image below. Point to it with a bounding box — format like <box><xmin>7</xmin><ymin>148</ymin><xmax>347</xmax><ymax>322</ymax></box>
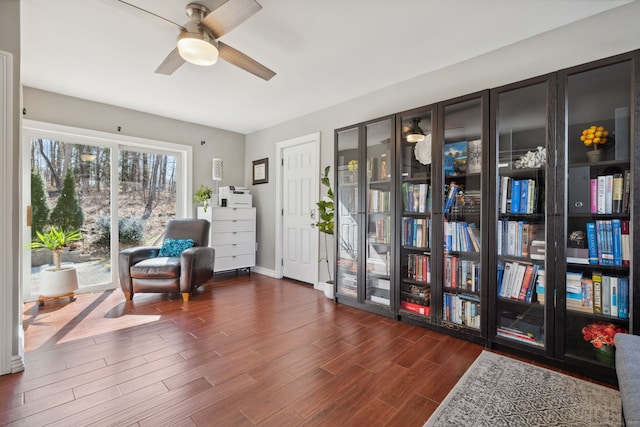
<box><xmin>193</xmin><ymin>184</ymin><xmax>213</xmax><ymax>212</ymax></box>
<box><xmin>316</xmin><ymin>166</ymin><xmax>335</xmax><ymax>298</ymax></box>
<box><xmin>25</xmin><ymin>227</ymin><xmax>82</xmax><ymax>299</ymax></box>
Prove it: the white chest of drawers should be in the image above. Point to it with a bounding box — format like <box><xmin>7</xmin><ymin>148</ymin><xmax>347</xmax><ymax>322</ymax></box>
<box><xmin>197</xmin><ymin>207</ymin><xmax>256</xmax><ymax>273</ymax></box>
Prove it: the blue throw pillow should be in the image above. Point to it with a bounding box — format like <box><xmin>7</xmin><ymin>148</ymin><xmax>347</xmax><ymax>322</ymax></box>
<box><xmin>158</xmin><ymin>238</ymin><xmax>194</xmax><ymax>257</ymax></box>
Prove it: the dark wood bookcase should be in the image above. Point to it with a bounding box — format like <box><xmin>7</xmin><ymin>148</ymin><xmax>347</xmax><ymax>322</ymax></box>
<box><xmin>333</xmin><ymin>50</ymin><xmax>639</xmax><ymax>383</ymax></box>
<box><xmin>334</xmin><ymin>115</ymin><xmax>396</xmax><ymax>317</ymax></box>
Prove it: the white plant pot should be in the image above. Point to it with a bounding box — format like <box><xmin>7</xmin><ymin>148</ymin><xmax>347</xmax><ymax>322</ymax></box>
<box><xmin>40</xmin><ymin>266</ymin><xmax>79</xmax><ymax>297</ymax></box>
<box><xmin>323</xmin><ymin>281</ymin><xmax>335</xmax><ymax>299</ymax></box>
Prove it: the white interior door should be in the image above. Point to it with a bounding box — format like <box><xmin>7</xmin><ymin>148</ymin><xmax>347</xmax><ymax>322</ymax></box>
<box><xmin>282</xmin><ymin>140</ymin><xmax>318</xmax><ymax>284</ymax></box>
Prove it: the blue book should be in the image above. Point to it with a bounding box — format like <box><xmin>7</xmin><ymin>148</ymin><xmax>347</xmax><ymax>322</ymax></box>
<box><xmin>604</xmin><ymin>220</ymin><xmax>613</xmax><ymax>266</ymax></box>
<box><xmin>511</xmin><ymin>180</ymin><xmax>521</xmax><ymax>214</ymax></box>
<box><xmin>517</xmin><ymin>221</ymin><xmax>524</xmax><ymax>256</ymax></box>
<box><xmin>497</xmin><ymin>260</ymin><xmax>504</xmax><ymax>296</ymax></box>
<box><xmin>595</xmin><ymin>221</ymin><xmax>603</xmax><ymax>264</ymax></box>
<box><xmin>612</xmin><ymin>219</ymin><xmax>622</xmax><ymax>266</ymax></box>
<box><xmin>462</xmin><ymin>222</ymin><xmax>472</xmax><ymax>252</ymax></box>
<box><xmin>586</xmin><ymin>222</ymin><xmax>598</xmax><ymax>264</ymax></box>
<box><xmin>444</xmin><ymin>183</ymin><xmax>461</xmax><ymax>213</ymax></box>
<box><xmin>618</xmin><ymin>277</ymin><xmax>629</xmax><ymax>319</ymax></box>
<box><xmin>519</xmin><ymin>179</ymin><xmax>529</xmax><ymax>214</ymax></box>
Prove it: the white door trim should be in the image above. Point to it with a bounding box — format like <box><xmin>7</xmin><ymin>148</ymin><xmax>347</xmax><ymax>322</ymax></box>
<box><xmin>275</xmin><ymin>132</ymin><xmax>320</xmax><ymax>286</ymax></box>
<box><xmin>0</xmin><ymin>51</ymin><xmax>19</xmax><ymax>374</ymax></box>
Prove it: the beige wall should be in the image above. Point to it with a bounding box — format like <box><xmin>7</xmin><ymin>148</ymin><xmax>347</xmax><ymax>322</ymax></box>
<box><xmin>23</xmin><ymin>88</ymin><xmax>246</xmax><ymax>199</ymax></box>
<box><xmin>246</xmin><ymin>1</ymin><xmax>640</xmax><ymax>279</ymax></box>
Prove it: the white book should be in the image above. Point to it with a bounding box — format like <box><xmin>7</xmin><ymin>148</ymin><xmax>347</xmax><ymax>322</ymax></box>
<box><xmin>602</xmin><ymin>275</ymin><xmax>611</xmax><ymax>315</ymax></box>
<box><xmin>500</xmin><ymin>176</ymin><xmax>510</xmax><ymax>214</ymax></box>
<box><xmin>597</xmin><ymin>176</ymin><xmax>606</xmax><ymax>214</ymax></box>
<box><xmin>605</xmin><ymin>175</ymin><xmax>613</xmax><ymax>214</ymax></box>
<box><xmin>500</xmin><ymin>262</ymin><xmax>514</xmax><ymax>297</ymax></box>
<box><xmin>507</xmin><ymin>221</ymin><xmax>517</xmax><ymax>256</ymax></box>
<box><xmin>510</xmin><ymin>263</ymin><xmax>527</xmax><ymax>299</ymax></box>
<box><xmin>610</xmin><ymin>276</ymin><xmax>619</xmax><ymax>317</ymax></box>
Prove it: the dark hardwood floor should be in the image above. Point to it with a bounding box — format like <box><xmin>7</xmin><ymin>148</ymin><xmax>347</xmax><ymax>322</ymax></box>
<box><xmin>0</xmin><ymin>273</ymin><xmax>599</xmax><ymax>426</ymax></box>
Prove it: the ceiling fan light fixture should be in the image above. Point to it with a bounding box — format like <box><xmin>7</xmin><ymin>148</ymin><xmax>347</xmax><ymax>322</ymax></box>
<box><xmin>406</xmin><ymin>118</ymin><xmax>426</xmax><ymax>143</ymax></box>
<box><xmin>177</xmin><ymin>30</ymin><xmax>219</xmax><ymax>66</ymax></box>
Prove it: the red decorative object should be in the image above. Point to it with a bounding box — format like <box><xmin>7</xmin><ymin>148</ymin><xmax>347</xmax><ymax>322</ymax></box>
<box><xmin>581</xmin><ymin>321</ymin><xmax>627</xmax><ymax>349</ymax></box>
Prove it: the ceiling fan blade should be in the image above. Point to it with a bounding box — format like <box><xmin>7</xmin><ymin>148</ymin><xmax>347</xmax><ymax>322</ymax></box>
<box><xmin>201</xmin><ymin>0</ymin><xmax>262</xmax><ymax>38</ymax></box>
<box><xmin>155</xmin><ymin>48</ymin><xmax>186</xmax><ymax>75</ymax></box>
<box><xmin>98</xmin><ymin>0</ymin><xmax>184</xmax><ymax>29</ymax></box>
<box><xmin>218</xmin><ymin>42</ymin><xmax>276</xmax><ymax>81</ymax></box>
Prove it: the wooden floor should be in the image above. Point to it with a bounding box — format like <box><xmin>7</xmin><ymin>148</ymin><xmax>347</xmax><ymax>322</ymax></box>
<box><xmin>0</xmin><ymin>273</ymin><xmax>572</xmax><ymax>426</ymax></box>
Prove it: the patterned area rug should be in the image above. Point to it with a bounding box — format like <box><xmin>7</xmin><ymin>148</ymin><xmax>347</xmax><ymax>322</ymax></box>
<box><xmin>424</xmin><ymin>351</ymin><xmax>621</xmax><ymax>427</ymax></box>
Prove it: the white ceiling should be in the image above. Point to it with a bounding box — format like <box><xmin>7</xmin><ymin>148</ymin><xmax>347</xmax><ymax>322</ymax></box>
<box><xmin>21</xmin><ymin>0</ymin><xmax>632</xmax><ymax>134</ymax></box>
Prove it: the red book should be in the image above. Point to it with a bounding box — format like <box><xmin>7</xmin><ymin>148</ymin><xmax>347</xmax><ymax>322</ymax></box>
<box><xmin>518</xmin><ymin>265</ymin><xmax>533</xmax><ymax>301</ymax></box>
<box><xmin>451</xmin><ymin>256</ymin><xmax>458</xmax><ymax>288</ymax></box>
<box><xmin>621</xmin><ymin>220</ymin><xmax>631</xmax><ymax>267</ymax></box>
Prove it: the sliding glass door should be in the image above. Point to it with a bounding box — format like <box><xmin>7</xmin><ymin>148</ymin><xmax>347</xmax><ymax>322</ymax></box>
<box><xmin>22</xmin><ymin>123</ymin><xmax>188</xmax><ymax>301</ymax></box>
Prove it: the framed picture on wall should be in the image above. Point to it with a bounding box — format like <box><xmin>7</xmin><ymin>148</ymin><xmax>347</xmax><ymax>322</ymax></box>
<box><xmin>252</xmin><ymin>158</ymin><xmax>268</xmax><ymax>184</ymax></box>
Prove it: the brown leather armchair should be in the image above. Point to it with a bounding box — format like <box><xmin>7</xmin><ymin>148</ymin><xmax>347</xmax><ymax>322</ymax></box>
<box><xmin>118</xmin><ymin>219</ymin><xmax>215</xmax><ymax>301</ymax></box>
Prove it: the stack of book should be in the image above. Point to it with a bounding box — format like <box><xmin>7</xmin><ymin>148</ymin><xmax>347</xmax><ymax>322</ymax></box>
<box><xmin>444</xmin><ymin>221</ymin><xmax>480</xmax><ymax>252</ymax></box>
<box><xmin>443</xmin><ymin>293</ymin><xmax>480</xmax><ymax>329</ymax></box>
<box><xmin>497</xmin><ymin>261</ymin><xmax>539</xmax><ymax>303</ymax></box>
<box><xmin>444</xmin><ymin>255</ymin><xmax>480</xmax><ymax>292</ymax></box>
<box><xmin>401</xmin><ymin>217</ymin><xmax>431</xmax><ymax>248</ymax></box>
<box><xmin>565</xmin><ymin>271</ymin><xmax>629</xmax><ymax>318</ymax></box>
<box><xmin>590</xmin><ymin>170</ymin><xmax>631</xmax><ymax>214</ymax></box>
<box><xmin>586</xmin><ymin>219</ymin><xmax>630</xmax><ymax>266</ymax></box>
<box><xmin>407</xmin><ymin>253</ymin><xmax>430</xmax><ymax>283</ymax></box>
<box><xmin>401</xmin><ymin>182</ymin><xmax>431</xmax><ymax>213</ymax></box>
<box><xmin>499</xmin><ymin>176</ymin><xmax>542</xmax><ymax>214</ymax></box>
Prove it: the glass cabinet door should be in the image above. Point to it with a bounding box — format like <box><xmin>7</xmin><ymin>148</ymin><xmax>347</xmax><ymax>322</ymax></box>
<box><xmin>559</xmin><ymin>56</ymin><xmax>633</xmax><ymax>366</ymax></box>
<box><xmin>492</xmin><ymin>78</ymin><xmax>552</xmax><ymax>352</ymax></box>
<box><xmin>364</xmin><ymin>118</ymin><xmax>394</xmax><ymax>308</ymax></box>
<box><xmin>335</xmin><ymin>126</ymin><xmax>360</xmax><ymax>299</ymax></box>
<box><xmin>440</xmin><ymin>94</ymin><xmax>486</xmax><ymax>333</ymax></box>
<box><xmin>397</xmin><ymin>108</ymin><xmax>435</xmax><ymax>318</ymax></box>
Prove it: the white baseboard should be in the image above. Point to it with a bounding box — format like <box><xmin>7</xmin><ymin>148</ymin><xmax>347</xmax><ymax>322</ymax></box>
<box><xmin>251</xmin><ymin>266</ymin><xmax>279</xmax><ymax>278</ymax></box>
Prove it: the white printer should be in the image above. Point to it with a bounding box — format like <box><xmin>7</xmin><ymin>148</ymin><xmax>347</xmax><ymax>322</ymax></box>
<box><xmin>218</xmin><ymin>186</ymin><xmax>252</xmax><ymax>207</ymax></box>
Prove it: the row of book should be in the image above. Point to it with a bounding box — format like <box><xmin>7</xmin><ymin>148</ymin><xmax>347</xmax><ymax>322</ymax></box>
<box><xmin>338</xmin><ymin>272</ymin><xmax>357</xmax><ymax>297</ymax></box>
<box><xmin>401</xmin><ymin>217</ymin><xmax>431</xmax><ymax>248</ymax></box>
<box><xmin>444</xmin><ymin>255</ymin><xmax>480</xmax><ymax>292</ymax></box>
<box><xmin>443</xmin><ymin>293</ymin><xmax>480</xmax><ymax>329</ymax></box>
<box><xmin>496</xmin><ymin>325</ymin><xmax>544</xmax><ymax>348</ymax></box>
<box><xmin>585</xmin><ymin>219</ymin><xmax>630</xmax><ymax>266</ymax></box>
<box><xmin>499</xmin><ymin>176</ymin><xmax>542</xmax><ymax>214</ymax></box>
<box><xmin>497</xmin><ymin>261</ymin><xmax>543</xmax><ymax>303</ymax></box>
<box><xmin>401</xmin><ymin>182</ymin><xmax>432</xmax><ymax>213</ymax></box>
<box><xmin>566</xmin><ymin>271</ymin><xmax>629</xmax><ymax>318</ymax></box>
<box><xmin>589</xmin><ymin>171</ymin><xmax>630</xmax><ymax>214</ymax></box>
<box><xmin>368</xmin><ymin>189</ymin><xmax>390</xmax><ymax>213</ymax></box>
<box><xmin>401</xmin><ymin>283</ymin><xmax>430</xmax><ymax>315</ymax></box>
<box><xmin>368</xmin><ymin>216</ymin><xmax>391</xmax><ymax>244</ymax></box>
<box><xmin>444</xmin><ymin>220</ymin><xmax>480</xmax><ymax>252</ymax></box>
<box><xmin>406</xmin><ymin>253</ymin><xmax>430</xmax><ymax>283</ymax></box>
<box><xmin>497</xmin><ymin>220</ymin><xmax>545</xmax><ymax>259</ymax></box>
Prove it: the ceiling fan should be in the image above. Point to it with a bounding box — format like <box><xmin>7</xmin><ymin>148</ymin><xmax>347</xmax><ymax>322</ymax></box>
<box><xmin>111</xmin><ymin>0</ymin><xmax>276</xmax><ymax>80</ymax></box>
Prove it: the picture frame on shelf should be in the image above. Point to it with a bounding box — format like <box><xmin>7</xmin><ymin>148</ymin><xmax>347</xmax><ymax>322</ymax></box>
<box><xmin>444</xmin><ymin>140</ymin><xmax>468</xmax><ymax>177</ymax></box>
<box><xmin>467</xmin><ymin>139</ymin><xmax>482</xmax><ymax>174</ymax></box>
<box><xmin>252</xmin><ymin>158</ymin><xmax>268</xmax><ymax>185</ymax></box>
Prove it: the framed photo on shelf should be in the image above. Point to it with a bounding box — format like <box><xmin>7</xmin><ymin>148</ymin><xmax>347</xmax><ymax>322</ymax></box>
<box><xmin>443</xmin><ymin>140</ymin><xmax>467</xmax><ymax>177</ymax></box>
<box><xmin>467</xmin><ymin>139</ymin><xmax>482</xmax><ymax>174</ymax></box>
<box><xmin>252</xmin><ymin>158</ymin><xmax>268</xmax><ymax>184</ymax></box>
